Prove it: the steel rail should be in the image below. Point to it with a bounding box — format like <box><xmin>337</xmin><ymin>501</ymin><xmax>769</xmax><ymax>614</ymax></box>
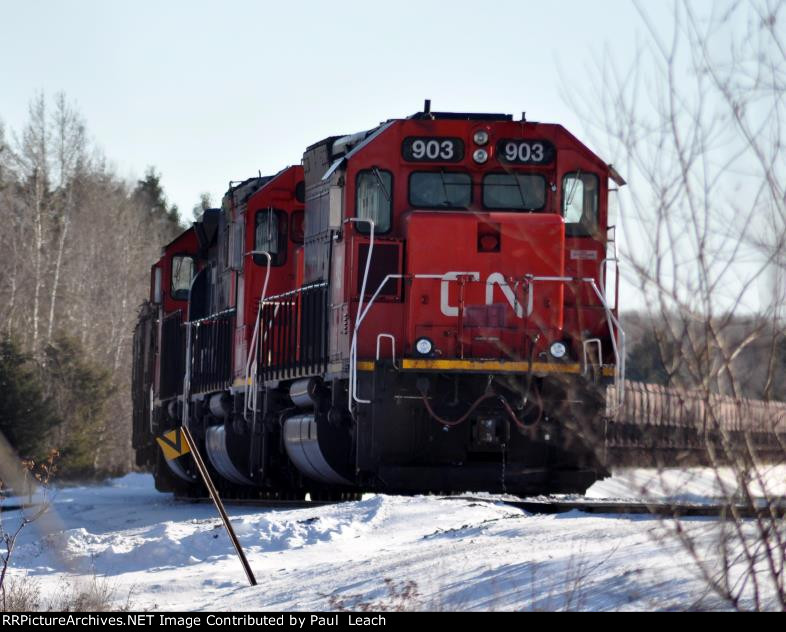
<box><xmin>173</xmin><ymin>497</ymin><xmax>342</xmax><ymax>509</ymax></box>
<box><xmin>447</xmin><ymin>496</ymin><xmax>786</xmax><ymax>519</ymax></box>
<box><xmin>173</xmin><ymin>493</ymin><xmax>786</xmax><ymax>520</ymax></box>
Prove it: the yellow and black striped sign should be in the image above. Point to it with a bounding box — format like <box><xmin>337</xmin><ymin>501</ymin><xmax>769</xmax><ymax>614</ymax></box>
<box><xmin>156</xmin><ymin>429</ymin><xmax>191</xmax><ymax>461</ymax></box>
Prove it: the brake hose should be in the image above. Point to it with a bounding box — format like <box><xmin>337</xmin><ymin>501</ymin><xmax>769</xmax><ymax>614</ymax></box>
<box><xmin>418</xmin><ymin>389</ymin><xmax>497</xmax><ymax>428</ymax></box>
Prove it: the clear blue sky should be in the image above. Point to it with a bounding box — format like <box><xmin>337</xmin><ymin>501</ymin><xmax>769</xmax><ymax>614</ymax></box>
<box><xmin>0</xmin><ymin>0</ymin><xmax>670</xmax><ymax>213</ymax></box>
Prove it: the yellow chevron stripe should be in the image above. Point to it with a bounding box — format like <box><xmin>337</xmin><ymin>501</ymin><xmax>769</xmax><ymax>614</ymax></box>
<box><xmin>156</xmin><ymin>429</ymin><xmax>190</xmax><ymax>461</ymax></box>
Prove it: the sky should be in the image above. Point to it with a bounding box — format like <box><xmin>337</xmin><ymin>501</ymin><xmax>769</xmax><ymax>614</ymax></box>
<box><xmin>7</xmin><ymin>0</ymin><xmax>773</xmax><ymax>316</ymax></box>
<box><xmin>0</xmin><ymin>0</ymin><xmax>669</xmax><ymax>214</ymax></box>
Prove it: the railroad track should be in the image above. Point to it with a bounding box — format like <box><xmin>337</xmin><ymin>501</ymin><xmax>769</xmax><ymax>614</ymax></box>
<box><xmin>174</xmin><ymin>497</ymin><xmax>337</xmax><ymax>510</ymax></box>
<box><xmin>176</xmin><ymin>494</ymin><xmax>786</xmax><ymax>519</ymax></box>
<box><xmin>5</xmin><ymin>495</ymin><xmax>784</xmax><ymax>520</ymax></box>
<box><xmin>453</xmin><ymin>496</ymin><xmax>786</xmax><ymax>519</ymax></box>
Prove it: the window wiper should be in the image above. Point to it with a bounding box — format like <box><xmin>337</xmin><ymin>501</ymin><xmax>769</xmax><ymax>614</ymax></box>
<box><xmin>438</xmin><ymin>169</ymin><xmax>451</xmax><ymax>207</ymax></box>
<box><xmin>372</xmin><ymin>167</ymin><xmax>391</xmax><ymax>201</ymax></box>
<box><xmin>266</xmin><ymin>209</ymin><xmax>276</xmax><ymax>252</ymax></box>
<box><xmin>512</xmin><ymin>174</ymin><xmax>528</xmax><ymax>210</ymax></box>
<box><xmin>565</xmin><ymin>169</ymin><xmax>582</xmax><ymax>208</ymax></box>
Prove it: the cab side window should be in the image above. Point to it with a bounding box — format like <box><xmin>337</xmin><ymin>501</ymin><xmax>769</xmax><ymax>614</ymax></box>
<box><xmin>255</xmin><ymin>209</ymin><xmax>287</xmax><ymax>266</ymax></box>
<box><xmin>562</xmin><ymin>172</ymin><xmax>599</xmax><ymax>237</ymax></box>
<box><xmin>171</xmin><ymin>255</ymin><xmax>195</xmax><ymax>301</ymax></box>
<box><xmin>356</xmin><ymin>169</ymin><xmax>392</xmax><ymax>234</ymax></box>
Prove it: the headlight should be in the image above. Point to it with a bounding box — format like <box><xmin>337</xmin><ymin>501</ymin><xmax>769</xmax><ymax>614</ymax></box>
<box><xmin>415</xmin><ymin>338</ymin><xmax>434</xmax><ymax>356</ymax></box>
<box><xmin>473</xmin><ymin>149</ymin><xmax>489</xmax><ymax>164</ymax></box>
<box><xmin>473</xmin><ymin>130</ymin><xmax>489</xmax><ymax>145</ymax></box>
<box><xmin>549</xmin><ymin>342</ymin><xmax>568</xmax><ymax>359</ymax></box>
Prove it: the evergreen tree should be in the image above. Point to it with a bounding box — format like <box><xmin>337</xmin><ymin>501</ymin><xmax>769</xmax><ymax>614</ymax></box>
<box><xmin>191</xmin><ymin>192</ymin><xmax>212</xmax><ymax>221</ymax></box>
<box><xmin>0</xmin><ymin>337</ymin><xmax>59</xmax><ymax>460</ymax></box>
<box><xmin>132</xmin><ymin>166</ymin><xmax>182</xmax><ymax>240</ymax></box>
<box><xmin>43</xmin><ymin>335</ymin><xmax>115</xmax><ymax>478</ymax></box>
<box><xmin>627</xmin><ymin>329</ymin><xmax>678</xmax><ymax>385</ymax></box>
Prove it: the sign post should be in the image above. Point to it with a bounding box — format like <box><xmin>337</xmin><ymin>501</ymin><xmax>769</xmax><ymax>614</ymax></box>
<box><xmin>180</xmin><ymin>426</ymin><xmax>257</xmax><ymax>586</ymax></box>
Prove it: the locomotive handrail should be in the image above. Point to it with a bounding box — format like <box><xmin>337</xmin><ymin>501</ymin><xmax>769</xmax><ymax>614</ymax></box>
<box><xmin>587</xmin><ymin>279</ymin><xmax>625</xmax><ymax>411</ymax></box>
<box><xmin>255</xmin><ymin>282</ymin><xmax>329</xmax><ymax>382</ymax></box>
<box><xmin>261</xmin><ymin>282</ymin><xmax>329</xmax><ymax>302</ymax></box>
<box><xmin>347</xmin><ymin>217</ymin><xmax>376</xmax><ymax>407</ymax></box>
<box><xmin>186</xmin><ymin>309</ymin><xmax>236</xmax><ymax>395</ymax></box>
<box><xmin>186</xmin><ymin>307</ymin><xmax>236</xmax><ymax>327</ymax></box>
<box><xmin>582</xmin><ymin>338</ymin><xmax>603</xmax><ymax>376</ymax></box>
<box><xmin>524</xmin><ymin>275</ymin><xmax>626</xmax><ymax>411</ymax></box>
<box><xmin>350</xmin><ymin>272</ymin><xmax>626</xmax><ymax>414</ymax></box>
<box><xmin>181</xmin><ymin>272</ymin><xmax>203</xmax><ymax>431</ymax></box>
<box><xmin>376</xmin><ymin>333</ymin><xmax>398</xmax><ymax>369</ymax></box>
<box><xmin>349</xmin><ymin>272</ymin><xmax>454</xmax><ymax>411</ymax></box>
<box><xmin>600</xmin><ymin>257</ymin><xmax>620</xmax><ymax>311</ymax></box>
<box><xmin>607</xmin><ymin>224</ymin><xmax>617</xmax><ymax>254</ymax></box>
<box><xmin>244</xmin><ymin>251</ymin><xmax>271</xmax><ymax>422</ymax></box>
<box><xmin>159</xmin><ymin>309</ymin><xmax>186</xmax><ymax>400</ymax></box>
<box><xmin>162</xmin><ymin>309</ymin><xmax>184</xmax><ymax>322</ymax></box>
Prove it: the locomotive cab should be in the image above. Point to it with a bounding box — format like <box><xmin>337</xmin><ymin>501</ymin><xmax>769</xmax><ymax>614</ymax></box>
<box><xmin>182</xmin><ymin>168</ymin><xmax>308</xmax><ymax>493</ymax></box>
<box><xmin>132</xmin><ymin>228</ymin><xmax>198</xmax><ymax>477</ymax></box>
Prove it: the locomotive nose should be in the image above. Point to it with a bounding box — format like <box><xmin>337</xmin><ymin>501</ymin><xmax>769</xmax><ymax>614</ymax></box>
<box><xmin>403</xmin><ymin>211</ymin><xmax>566</xmax><ymax>360</ymax></box>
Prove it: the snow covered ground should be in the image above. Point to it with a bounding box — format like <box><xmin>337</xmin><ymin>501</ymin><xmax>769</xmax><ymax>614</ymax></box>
<box><xmin>3</xmin><ymin>466</ymin><xmax>785</xmax><ymax>611</ymax></box>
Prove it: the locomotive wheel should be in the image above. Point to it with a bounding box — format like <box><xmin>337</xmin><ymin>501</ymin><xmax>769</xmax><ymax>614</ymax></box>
<box><xmin>309</xmin><ymin>489</ymin><xmax>363</xmax><ymax>502</ymax></box>
<box><xmin>257</xmin><ymin>489</ymin><xmax>307</xmax><ymax>501</ymax></box>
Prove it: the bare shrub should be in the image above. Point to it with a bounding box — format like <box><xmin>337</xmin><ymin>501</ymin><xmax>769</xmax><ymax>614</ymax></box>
<box><xmin>45</xmin><ymin>576</ymin><xmax>132</xmax><ymax>612</ymax></box>
<box><xmin>326</xmin><ymin>578</ymin><xmax>421</xmax><ymax>612</ymax></box>
<box><xmin>0</xmin><ymin>449</ymin><xmax>58</xmax><ymax>610</ymax></box>
<box><xmin>1</xmin><ymin>576</ymin><xmax>41</xmax><ymax>612</ymax></box>
<box><xmin>571</xmin><ymin>0</ymin><xmax>786</xmax><ymax>610</ymax></box>
<box><xmin>1</xmin><ymin>575</ymin><xmax>133</xmax><ymax>612</ymax></box>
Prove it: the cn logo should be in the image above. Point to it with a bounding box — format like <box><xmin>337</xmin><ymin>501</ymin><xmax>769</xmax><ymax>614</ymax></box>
<box><xmin>439</xmin><ymin>272</ymin><xmax>530</xmax><ymax>319</ymax></box>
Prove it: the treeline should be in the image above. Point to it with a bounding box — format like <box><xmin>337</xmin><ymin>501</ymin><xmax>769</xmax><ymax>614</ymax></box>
<box><xmin>0</xmin><ymin>93</ymin><xmax>182</xmax><ymax>478</ymax></box>
<box><xmin>625</xmin><ymin>311</ymin><xmax>786</xmax><ymax>402</ymax></box>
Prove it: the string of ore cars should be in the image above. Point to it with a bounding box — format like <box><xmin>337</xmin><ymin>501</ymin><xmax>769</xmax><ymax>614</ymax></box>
<box><xmin>132</xmin><ymin>104</ymin><xmax>786</xmax><ymax>500</ymax></box>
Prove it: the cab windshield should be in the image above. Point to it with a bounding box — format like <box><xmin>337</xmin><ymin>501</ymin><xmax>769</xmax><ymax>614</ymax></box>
<box><xmin>482</xmin><ymin>173</ymin><xmax>546</xmax><ymax>211</ymax></box>
<box><xmin>409</xmin><ymin>171</ymin><xmax>471</xmax><ymax>209</ymax></box>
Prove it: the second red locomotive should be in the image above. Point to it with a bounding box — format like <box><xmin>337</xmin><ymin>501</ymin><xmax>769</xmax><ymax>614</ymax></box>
<box><xmin>132</xmin><ymin>104</ymin><xmax>626</xmax><ymax>498</ymax></box>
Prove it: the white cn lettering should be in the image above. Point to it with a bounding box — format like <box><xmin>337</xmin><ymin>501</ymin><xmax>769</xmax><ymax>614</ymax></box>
<box><xmin>440</xmin><ymin>272</ymin><xmax>481</xmax><ymax>317</ymax></box>
<box><xmin>439</xmin><ymin>272</ymin><xmax>530</xmax><ymax>319</ymax></box>
<box><xmin>486</xmin><ymin>272</ymin><xmax>526</xmax><ymax>318</ymax></box>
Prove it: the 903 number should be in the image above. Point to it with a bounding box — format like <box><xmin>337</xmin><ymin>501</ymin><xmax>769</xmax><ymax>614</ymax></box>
<box><xmin>497</xmin><ymin>139</ymin><xmax>555</xmax><ymax>164</ymax></box>
<box><xmin>402</xmin><ymin>137</ymin><xmax>464</xmax><ymax>162</ymax></box>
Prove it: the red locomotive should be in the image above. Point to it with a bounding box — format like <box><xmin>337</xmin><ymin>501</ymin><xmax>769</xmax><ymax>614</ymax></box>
<box><xmin>132</xmin><ymin>104</ymin><xmax>626</xmax><ymax>498</ymax></box>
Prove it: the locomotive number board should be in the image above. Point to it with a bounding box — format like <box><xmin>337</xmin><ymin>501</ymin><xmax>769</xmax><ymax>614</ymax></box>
<box><xmin>497</xmin><ymin>139</ymin><xmax>556</xmax><ymax>165</ymax></box>
<box><xmin>402</xmin><ymin>137</ymin><xmax>465</xmax><ymax>162</ymax></box>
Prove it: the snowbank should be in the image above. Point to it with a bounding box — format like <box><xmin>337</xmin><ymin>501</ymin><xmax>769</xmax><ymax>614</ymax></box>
<box><xmin>4</xmin><ymin>466</ymin><xmax>784</xmax><ymax>611</ymax></box>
